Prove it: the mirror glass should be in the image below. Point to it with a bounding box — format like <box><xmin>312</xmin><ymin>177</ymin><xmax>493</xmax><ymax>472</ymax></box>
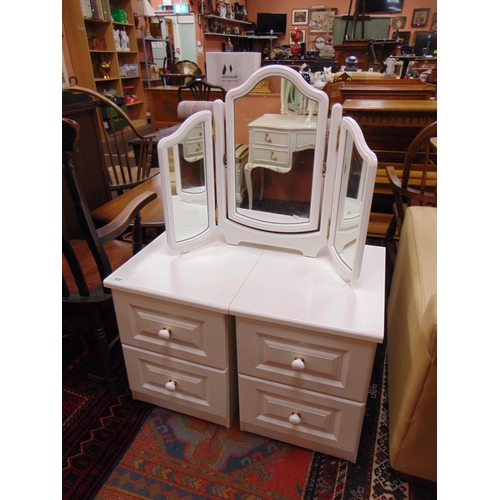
<box><xmin>157</xmin><ymin>111</ymin><xmax>215</xmax><ymax>251</ymax></box>
<box><xmin>334</xmin><ymin>130</ymin><xmax>366</xmax><ymax>270</ymax></box>
<box><xmin>229</xmin><ymin>72</ymin><xmax>324</xmax><ymax>232</ymax></box>
<box><xmin>328</xmin><ymin>116</ymin><xmax>377</xmax><ymax>281</ymax></box>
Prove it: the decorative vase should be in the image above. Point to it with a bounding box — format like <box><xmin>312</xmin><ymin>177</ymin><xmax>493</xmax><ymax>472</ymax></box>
<box><xmin>291</xmin><ymin>44</ymin><xmax>301</xmax><ymax>57</ymax></box>
<box><xmin>97</xmin><ymin>56</ymin><xmax>111</xmax><ymax>79</ymax></box>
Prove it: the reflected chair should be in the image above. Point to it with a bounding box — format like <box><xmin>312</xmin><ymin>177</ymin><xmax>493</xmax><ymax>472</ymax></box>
<box><xmin>164</xmin><ymin>60</ymin><xmax>204</xmax><ymax>86</ymax></box>
<box><xmin>63</xmin><ymin>86</ymin><xmax>161</xmax><ymax>194</ymax></box>
<box><xmin>63</xmin><ymin>118</ymin><xmax>157</xmax><ymax>382</ymax></box>
<box><xmin>177</xmin><ymin>78</ymin><xmax>227</xmax><ymax>102</ymax></box>
<box><xmin>384</xmin><ymin>121</ymin><xmax>437</xmax><ymax>263</ymax></box>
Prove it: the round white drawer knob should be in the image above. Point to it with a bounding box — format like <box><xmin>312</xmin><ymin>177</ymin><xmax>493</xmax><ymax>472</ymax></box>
<box><xmin>158</xmin><ymin>327</ymin><xmax>171</xmax><ymax>340</ymax></box>
<box><xmin>289</xmin><ymin>411</ymin><xmax>301</xmax><ymax>425</ymax></box>
<box><xmin>291</xmin><ymin>356</ymin><xmax>305</xmax><ymax>371</ymax></box>
<box><xmin>165</xmin><ymin>380</ymin><xmax>177</xmax><ymax>392</ymax></box>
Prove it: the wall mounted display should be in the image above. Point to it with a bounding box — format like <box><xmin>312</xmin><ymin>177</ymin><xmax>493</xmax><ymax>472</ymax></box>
<box><xmin>411</xmin><ymin>8</ymin><xmax>430</xmax><ymax>27</ymax></box>
<box><xmin>309</xmin><ymin>8</ymin><xmax>337</xmax><ymax>32</ymax></box>
<box><xmin>412</xmin><ymin>30</ymin><xmax>427</xmax><ymax>44</ymax></box>
<box><xmin>292</xmin><ymin>9</ymin><xmax>308</xmax><ymax>25</ymax></box>
<box><xmin>391</xmin><ymin>16</ymin><xmax>406</xmax><ymax>29</ymax></box>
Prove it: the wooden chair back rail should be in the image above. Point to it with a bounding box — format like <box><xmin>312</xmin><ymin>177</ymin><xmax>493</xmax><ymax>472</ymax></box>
<box><xmin>65</xmin><ymin>86</ymin><xmax>159</xmax><ymax>192</ymax></box>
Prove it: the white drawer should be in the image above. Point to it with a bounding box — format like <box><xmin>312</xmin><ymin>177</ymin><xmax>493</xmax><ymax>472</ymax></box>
<box><xmin>252</xmin><ymin>129</ymin><xmax>288</xmax><ymax>148</ymax></box>
<box><xmin>113</xmin><ymin>291</ymin><xmax>231</xmax><ymax>370</ymax></box>
<box><xmin>294</xmin><ymin>131</ymin><xmax>316</xmax><ymax>150</ymax></box>
<box><xmin>251</xmin><ymin>147</ymin><xmax>289</xmax><ymax>167</ymax></box>
<box><xmin>123</xmin><ymin>345</ymin><xmax>232</xmax><ymax>426</ymax></box>
<box><xmin>236</xmin><ymin>318</ymin><xmax>376</xmax><ymax>402</ymax></box>
<box><xmin>238</xmin><ymin>375</ymin><xmax>364</xmax><ymax>461</ymax></box>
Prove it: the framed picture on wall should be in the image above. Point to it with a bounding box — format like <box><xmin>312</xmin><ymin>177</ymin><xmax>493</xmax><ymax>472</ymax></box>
<box><xmin>308</xmin><ymin>7</ymin><xmax>337</xmax><ymax>32</ymax></box>
<box><xmin>391</xmin><ymin>16</ymin><xmax>406</xmax><ymax>30</ymax></box>
<box><xmin>289</xmin><ymin>29</ymin><xmax>306</xmax><ymax>45</ymax></box>
<box><xmin>292</xmin><ymin>9</ymin><xmax>308</xmax><ymax>26</ymax></box>
<box><xmin>411</xmin><ymin>8</ymin><xmax>430</xmax><ymax>27</ymax></box>
<box><xmin>431</xmin><ymin>12</ymin><xmax>437</xmax><ymax>31</ymax></box>
<box><xmin>396</xmin><ymin>31</ymin><xmax>410</xmax><ymax>44</ymax></box>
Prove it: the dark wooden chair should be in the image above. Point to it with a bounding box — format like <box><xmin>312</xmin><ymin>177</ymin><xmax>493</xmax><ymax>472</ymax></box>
<box><xmin>164</xmin><ymin>59</ymin><xmax>205</xmax><ymax>86</ymax></box>
<box><xmin>177</xmin><ymin>78</ymin><xmax>226</xmax><ymax>102</ymax></box>
<box><xmin>384</xmin><ymin>121</ymin><xmax>437</xmax><ymax>263</ymax></box>
<box><xmin>62</xmin><ymin>118</ymin><xmax>157</xmax><ymax>382</ymax></box>
<box><xmin>63</xmin><ymin>86</ymin><xmax>163</xmax><ymax>194</ymax></box>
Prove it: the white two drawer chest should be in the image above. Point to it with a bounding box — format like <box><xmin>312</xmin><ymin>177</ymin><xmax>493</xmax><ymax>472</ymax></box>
<box><xmin>104</xmin><ymin>233</ymin><xmax>385</xmax><ymax>461</ymax></box>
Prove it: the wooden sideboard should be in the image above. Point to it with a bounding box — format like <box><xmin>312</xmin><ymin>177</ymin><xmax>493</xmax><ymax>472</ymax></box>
<box><xmin>334</xmin><ymin>39</ymin><xmax>400</xmax><ymax>71</ymax></box>
<box><xmin>342</xmin><ymin>98</ymin><xmax>437</xmax><ymax>237</ymax></box>
<box><xmin>147</xmin><ymin>86</ymin><xmax>225</xmax><ymax>131</ymax></box>
<box><xmin>326</xmin><ymin>78</ymin><xmax>437</xmax><ymax>104</ymax></box>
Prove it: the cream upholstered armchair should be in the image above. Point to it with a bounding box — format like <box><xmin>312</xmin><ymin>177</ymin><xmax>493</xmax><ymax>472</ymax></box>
<box><xmin>386</xmin><ymin>206</ymin><xmax>437</xmax><ymax>483</ymax></box>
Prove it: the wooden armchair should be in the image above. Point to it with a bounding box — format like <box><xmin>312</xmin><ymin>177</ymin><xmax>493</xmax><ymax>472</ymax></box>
<box><xmin>63</xmin><ymin>118</ymin><xmax>157</xmax><ymax>382</ymax></box>
<box><xmin>63</xmin><ymin>86</ymin><xmax>161</xmax><ymax>194</ymax></box>
<box><xmin>177</xmin><ymin>78</ymin><xmax>226</xmax><ymax>102</ymax></box>
<box><xmin>384</xmin><ymin>121</ymin><xmax>437</xmax><ymax>263</ymax></box>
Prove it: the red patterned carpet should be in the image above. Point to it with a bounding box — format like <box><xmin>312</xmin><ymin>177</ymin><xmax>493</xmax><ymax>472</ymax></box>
<box><xmin>63</xmin><ymin>241</ymin><xmax>437</xmax><ymax>499</ymax></box>
<box><xmin>70</xmin><ymin>342</ymin><xmax>436</xmax><ymax>500</ymax></box>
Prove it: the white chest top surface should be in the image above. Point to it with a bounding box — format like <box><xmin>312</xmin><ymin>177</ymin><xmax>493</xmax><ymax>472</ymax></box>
<box><xmin>248</xmin><ymin>113</ymin><xmax>317</xmax><ymax>130</ymax></box>
<box><xmin>103</xmin><ymin>232</ymin><xmax>266</xmax><ymax>314</ymax></box>
<box><xmin>229</xmin><ymin>245</ymin><xmax>386</xmax><ymax>343</ymax></box>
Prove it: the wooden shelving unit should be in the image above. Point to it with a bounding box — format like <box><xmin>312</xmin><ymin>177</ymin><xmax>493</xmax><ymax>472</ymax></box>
<box><xmin>63</xmin><ymin>0</ymin><xmax>147</xmax><ymax>125</ymax></box>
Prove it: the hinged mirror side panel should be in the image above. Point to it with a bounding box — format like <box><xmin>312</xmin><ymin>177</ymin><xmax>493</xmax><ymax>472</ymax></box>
<box><xmin>157</xmin><ymin>110</ymin><xmax>216</xmax><ymax>253</ymax></box>
<box><xmin>328</xmin><ymin>116</ymin><xmax>377</xmax><ymax>281</ymax></box>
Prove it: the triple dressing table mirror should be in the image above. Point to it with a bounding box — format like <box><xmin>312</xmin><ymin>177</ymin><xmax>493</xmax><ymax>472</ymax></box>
<box><xmin>104</xmin><ymin>66</ymin><xmax>385</xmax><ymax>460</ymax></box>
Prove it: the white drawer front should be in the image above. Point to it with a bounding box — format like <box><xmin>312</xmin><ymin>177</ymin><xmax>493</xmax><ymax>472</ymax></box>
<box><xmin>236</xmin><ymin>319</ymin><xmax>376</xmax><ymax>402</ymax></box>
<box><xmin>239</xmin><ymin>375</ymin><xmax>364</xmax><ymax>458</ymax></box>
<box><xmin>294</xmin><ymin>131</ymin><xmax>316</xmax><ymax>151</ymax></box>
<box><xmin>113</xmin><ymin>292</ymin><xmax>230</xmax><ymax>370</ymax></box>
<box><xmin>252</xmin><ymin>129</ymin><xmax>288</xmax><ymax>148</ymax></box>
<box><xmin>252</xmin><ymin>147</ymin><xmax>289</xmax><ymax>167</ymax></box>
<box><xmin>123</xmin><ymin>345</ymin><xmax>230</xmax><ymax>421</ymax></box>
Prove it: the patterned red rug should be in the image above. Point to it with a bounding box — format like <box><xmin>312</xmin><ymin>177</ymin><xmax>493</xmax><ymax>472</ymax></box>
<box><xmin>62</xmin><ymin>335</ymin><xmax>152</xmax><ymax>499</ymax></box>
<box><xmin>90</xmin><ymin>343</ymin><xmax>437</xmax><ymax>500</ymax></box>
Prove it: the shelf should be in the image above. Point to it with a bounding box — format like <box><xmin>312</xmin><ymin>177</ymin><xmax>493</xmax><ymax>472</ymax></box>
<box><xmin>137</xmin><ymin>37</ymin><xmax>166</xmax><ymax>42</ymax></box>
<box><xmin>204</xmin><ymin>32</ymin><xmax>276</xmax><ymax>40</ymax></box>
<box><xmin>203</xmin><ymin>15</ymin><xmax>252</xmax><ymax>25</ymax></box>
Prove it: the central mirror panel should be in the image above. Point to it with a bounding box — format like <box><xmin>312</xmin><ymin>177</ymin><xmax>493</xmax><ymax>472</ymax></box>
<box><xmin>224</xmin><ymin>65</ymin><xmax>329</xmax><ymax>240</ymax></box>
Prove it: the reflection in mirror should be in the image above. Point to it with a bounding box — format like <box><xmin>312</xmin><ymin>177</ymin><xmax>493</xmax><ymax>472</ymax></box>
<box><xmin>230</xmin><ymin>74</ymin><xmax>321</xmax><ymax>231</ymax></box>
<box><xmin>219</xmin><ymin>64</ymin><xmax>330</xmax><ymax>256</ymax></box>
<box><xmin>157</xmin><ymin>110</ymin><xmax>215</xmax><ymax>252</ymax></box>
<box><xmin>328</xmin><ymin>117</ymin><xmax>377</xmax><ymax>281</ymax></box>
<box><xmin>334</xmin><ymin>132</ymin><xmax>365</xmax><ymax>269</ymax></box>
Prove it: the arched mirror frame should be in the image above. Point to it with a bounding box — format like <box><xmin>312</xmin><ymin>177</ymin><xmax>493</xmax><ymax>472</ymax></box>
<box><xmin>327</xmin><ymin>115</ymin><xmax>377</xmax><ymax>281</ymax></box>
<box><xmin>157</xmin><ymin>110</ymin><xmax>217</xmax><ymax>253</ymax></box>
<box><xmin>218</xmin><ymin>65</ymin><xmax>333</xmax><ymax>257</ymax></box>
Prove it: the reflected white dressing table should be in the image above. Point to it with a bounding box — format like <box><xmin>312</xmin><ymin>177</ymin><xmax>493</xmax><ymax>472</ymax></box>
<box><xmin>103</xmin><ymin>231</ymin><xmax>385</xmax><ymax>461</ymax></box>
<box><xmin>244</xmin><ymin>113</ymin><xmax>317</xmax><ymax>209</ymax></box>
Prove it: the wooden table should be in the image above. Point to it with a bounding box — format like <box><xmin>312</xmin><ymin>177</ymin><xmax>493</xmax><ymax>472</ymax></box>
<box><xmin>92</xmin><ymin>174</ymin><xmax>164</xmax><ymax>230</ymax></box>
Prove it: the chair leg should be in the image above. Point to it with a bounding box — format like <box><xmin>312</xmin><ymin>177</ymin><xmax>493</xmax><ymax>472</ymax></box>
<box><xmin>90</xmin><ymin>308</ymin><xmax>115</xmax><ymax>383</ymax></box>
<box><xmin>384</xmin><ymin>215</ymin><xmax>398</xmax><ymax>265</ymax></box>
<box><xmin>132</xmin><ymin>214</ymin><xmax>143</xmax><ymax>255</ymax></box>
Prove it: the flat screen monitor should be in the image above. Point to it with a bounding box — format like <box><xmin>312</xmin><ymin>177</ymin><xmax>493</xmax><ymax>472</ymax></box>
<box><xmin>256</xmin><ymin>13</ymin><xmax>287</xmax><ymax>35</ymax></box>
<box><xmin>413</xmin><ymin>32</ymin><xmax>437</xmax><ymax>56</ymax></box>
<box><xmin>361</xmin><ymin>0</ymin><xmax>404</xmax><ymax>13</ymax></box>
